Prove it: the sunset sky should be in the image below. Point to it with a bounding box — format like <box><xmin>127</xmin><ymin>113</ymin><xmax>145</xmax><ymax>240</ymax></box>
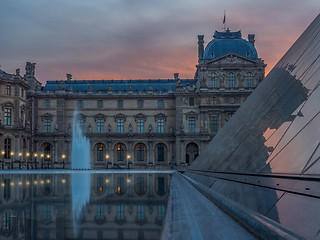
<box><xmin>0</xmin><ymin>1</ymin><xmax>319</xmax><ymax>84</ymax></box>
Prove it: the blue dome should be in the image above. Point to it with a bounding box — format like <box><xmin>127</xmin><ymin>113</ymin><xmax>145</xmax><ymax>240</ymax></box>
<box><xmin>203</xmin><ymin>29</ymin><xmax>258</xmax><ymax>60</ymax></box>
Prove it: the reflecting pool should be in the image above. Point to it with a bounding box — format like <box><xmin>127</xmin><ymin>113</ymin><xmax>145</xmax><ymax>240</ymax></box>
<box><xmin>0</xmin><ymin>171</ymin><xmax>172</xmax><ymax>240</ymax></box>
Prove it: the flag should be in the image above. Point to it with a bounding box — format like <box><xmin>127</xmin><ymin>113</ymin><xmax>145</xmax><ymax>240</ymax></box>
<box><xmin>223</xmin><ymin>10</ymin><xmax>226</xmax><ymax>24</ymax></box>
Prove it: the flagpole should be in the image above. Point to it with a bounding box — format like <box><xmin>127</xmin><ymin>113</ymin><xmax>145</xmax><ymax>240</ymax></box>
<box><xmin>223</xmin><ymin>10</ymin><xmax>226</xmax><ymax>31</ymax></box>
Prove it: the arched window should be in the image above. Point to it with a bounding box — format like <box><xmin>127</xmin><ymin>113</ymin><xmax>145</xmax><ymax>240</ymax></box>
<box><xmin>189</xmin><ymin>97</ymin><xmax>194</xmax><ymax>106</ymax></box>
<box><xmin>185</xmin><ymin>143</ymin><xmax>199</xmax><ymax>164</ymax></box>
<box><xmin>246</xmin><ymin>72</ymin><xmax>254</xmax><ymax>88</ymax></box>
<box><xmin>227</xmin><ymin>72</ymin><xmax>235</xmax><ymax>88</ymax></box>
<box><xmin>96</xmin><ymin>143</ymin><xmax>104</xmax><ymax>162</ymax></box>
<box><xmin>209</xmin><ymin>73</ymin><xmax>218</xmax><ymax>88</ymax></box>
<box><xmin>4</xmin><ymin>138</ymin><xmax>11</xmax><ymax>159</ymax></box>
<box><xmin>5</xmin><ymin>86</ymin><xmax>11</xmax><ymax>95</ymax></box>
<box><xmin>136</xmin><ymin>143</ymin><xmax>145</xmax><ymax>162</ymax></box>
<box><xmin>116</xmin><ymin>143</ymin><xmax>125</xmax><ymax>161</ymax></box>
<box><xmin>155</xmin><ymin>143</ymin><xmax>167</xmax><ymax>162</ymax></box>
<box><xmin>134</xmin><ymin>175</ymin><xmax>146</xmax><ymax>195</ymax></box>
<box><xmin>43</xmin><ymin>143</ymin><xmax>52</xmax><ymax>161</ymax></box>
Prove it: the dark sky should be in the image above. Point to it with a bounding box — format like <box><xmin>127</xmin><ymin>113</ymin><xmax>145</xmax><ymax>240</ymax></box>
<box><xmin>0</xmin><ymin>0</ymin><xmax>319</xmax><ymax>84</ymax></box>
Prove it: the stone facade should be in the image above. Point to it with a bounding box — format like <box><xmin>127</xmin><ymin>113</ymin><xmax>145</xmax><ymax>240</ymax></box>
<box><xmin>0</xmin><ymin>29</ymin><xmax>265</xmax><ymax>169</ymax></box>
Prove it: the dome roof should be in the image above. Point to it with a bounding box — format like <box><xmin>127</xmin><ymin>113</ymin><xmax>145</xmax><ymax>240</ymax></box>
<box><xmin>203</xmin><ymin>29</ymin><xmax>258</xmax><ymax>60</ymax></box>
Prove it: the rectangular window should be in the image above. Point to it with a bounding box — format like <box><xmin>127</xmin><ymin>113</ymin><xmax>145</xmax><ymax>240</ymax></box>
<box><xmin>97</xmin><ymin>119</ymin><xmax>104</xmax><ymax>133</ymax></box>
<box><xmin>5</xmin><ymin>86</ymin><xmax>11</xmax><ymax>96</ymax></box>
<box><xmin>97</xmin><ymin>204</ymin><xmax>104</xmax><ymax>220</ymax></box>
<box><xmin>117</xmin><ymin>119</ymin><xmax>124</xmax><ymax>133</ymax></box>
<box><xmin>4</xmin><ymin>108</ymin><xmax>11</xmax><ymax>126</ymax></box>
<box><xmin>44</xmin><ymin>118</ymin><xmax>51</xmax><ymax>132</ymax></box>
<box><xmin>44</xmin><ymin>205</ymin><xmax>51</xmax><ymax>221</ymax></box>
<box><xmin>77</xmin><ymin>119</ymin><xmax>84</xmax><ymax>131</ymax></box>
<box><xmin>138</xmin><ymin>205</ymin><xmax>144</xmax><ymax>220</ymax></box>
<box><xmin>118</xmin><ymin>100</ymin><xmax>123</xmax><ymax>109</ymax></box>
<box><xmin>117</xmin><ymin>205</ymin><xmax>124</xmax><ymax>220</ymax></box>
<box><xmin>137</xmin><ymin>119</ymin><xmax>144</xmax><ymax>133</ymax></box>
<box><xmin>97</xmin><ymin>144</ymin><xmax>104</xmax><ymax>161</ymax></box>
<box><xmin>157</xmin><ymin>119</ymin><xmax>164</xmax><ymax>133</ymax></box>
<box><xmin>137</xmin><ymin>100</ymin><xmax>143</xmax><ymax>109</ymax></box>
<box><xmin>189</xmin><ymin>117</ymin><xmax>195</xmax><ymax>133</ymax></box>
<box><xmin>210</xmin><ymin>116</ymin><xmax>218</xmax><ymax>132</ymax></box>
<box><xmin>158</xmin><ymin>100</ymin><xmax>164</xmax><ymax>109</ymax></box>
<box><xmin>78</xmin><ymin>100</ymin><xmax>83</xmax><ymax>109</ymax></box>
<box><xmin>45</xmin><ymin>99</ymin><xmax>50</xmax><ymax>108</ymax></box>
<box><xmin>97</xmin><ymin>100</ymin><xmax>103</xmax><ymax>109</ymax></box>
<box><xmin>157</xmin><ymin>205</ymin><xmax>166</xmax><ymax>221</ymax></box>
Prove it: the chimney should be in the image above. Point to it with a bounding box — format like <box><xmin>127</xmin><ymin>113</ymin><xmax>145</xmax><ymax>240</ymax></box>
<box><xmin>198</xmin><ymin>35</ymin><xmax>204</xmax><ymax>61</ymax></box>
<box><xmin>248</xmin><ymin>34</ymin><xmax>255</xmax><ymax>46</ymax></box>
<box><xmin>66</xmin><ymin>73</ymin><xmax>72</xmax><ymax>81</ymax></box>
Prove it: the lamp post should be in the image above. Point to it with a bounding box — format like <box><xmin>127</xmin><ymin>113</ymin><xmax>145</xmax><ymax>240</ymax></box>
<box><xmin>105</xmin><ymin>154</ymin><xmax>110</xmax><ymax>169</ymax></box>
<box><xmin>127</xmin><ymin>155</ymin><xmax>131</xmax><ymax>169</ymax></box>
<box><xmin>1</xmin><ymin>151</ymin><xmax>5</xmax><ymax>169</ymax></box>
<box><xmin>10</xmin><ymin>152</ymin><xmax>14</xmax><ymax>169</ymax></box>
<box><xmin>18</xmin><ymin>152</ymin><xmax>22</xmax><ymax>169</ymax></box>
<box><xmin>26</xmin><ymin>153</ymin><xmax>30</xmax><ymax>169</ymax></box>
<box><xmin>40</xmin><ymin>153</ymin><xmax>44</xmax><ymax>169</ymax></box>
<box><xmin>62</xmin><ymin>154</ymin><xmax>66</xmax><ymax>169</ymax></box>
<box><xmin>34</xmin><ymin>153</ymin><xmax>38</xmax><ymax>169</ymax></box>
<box><xmin>46</xmin><ymin>154</ymin><xmax>50</xmax><ymax>169</ymax></box>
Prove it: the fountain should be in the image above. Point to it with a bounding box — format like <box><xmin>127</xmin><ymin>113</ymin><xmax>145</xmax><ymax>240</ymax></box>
<box><xmin>71</xmin><ymin>111</ymin><xmax>91</xmax><ymax>236</ymax></box>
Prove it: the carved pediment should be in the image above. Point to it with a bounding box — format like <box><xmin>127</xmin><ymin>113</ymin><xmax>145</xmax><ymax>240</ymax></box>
<box><xmin>76</xmin><ymin>113</ymin><xmax>87</xmax><ymax>120</ymax></box>
<box><xmin>1</xmin><ymin>102</ymin><xmax>14</xmax><ymax>110</ymax></box>
<box><xmin>154</xmin><ymin>113</ymin><xmax>167</xmax><ymax>122</ymax></box>
<box><xmin>205</xmin><ymin>53</ymin><xmax>258</xmax><ymax>66</ymax></box>
<box><xmin>185</xmin><ymin>111</ymin><xmax>198</xmax><ymax>120</ymax></box>
<box><xmin>41</xmin><ymin>113</ymin><xmax>53</xmax><ymax>121</ymax></box>
<box><xmin>114</xmin><ymin>113</ymin><xmax>126</xmax><ymax>121</ymax></box>
<box><xmin>94</xmin><ymin>113</ymin><xmax>106</xmax><ymax>122</ymax></box>
<box><xmin>134</xmin><ymin>113</ymin><xmax>147</xmax><ymax>122</ymax></box>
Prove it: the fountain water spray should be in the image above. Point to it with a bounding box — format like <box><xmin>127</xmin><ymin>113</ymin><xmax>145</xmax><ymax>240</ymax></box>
<box><xmin>71</xmin><ymin>111</ymin><xmax>91</xmax><ymax>236</ymax></box>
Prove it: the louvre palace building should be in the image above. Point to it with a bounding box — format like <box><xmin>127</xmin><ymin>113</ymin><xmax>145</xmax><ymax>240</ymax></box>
<box><xmin>0</xmin><ymin>28</ymin><xmax>265</xmax><ymax>169</ymax></box>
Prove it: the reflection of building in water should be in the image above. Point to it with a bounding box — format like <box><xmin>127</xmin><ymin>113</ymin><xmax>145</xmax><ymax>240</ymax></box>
<box><xmin>0</xmin><ymin>26</ymin><xmax>265</xmax><ymax>169</ymax></box>
<box><xmin>0</xmin><ymin>173</ymin><xmax>171</xmax><ymax>239</ymax></box>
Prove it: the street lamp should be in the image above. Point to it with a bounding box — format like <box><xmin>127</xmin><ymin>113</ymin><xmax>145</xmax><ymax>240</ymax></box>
<box><xmin>10</xmin><ymin>152</ymin><xmax>14</xmax><ymax>169</ymax></box>
<box><xmin>40</xmin><ymin>153</ymin><xmax>44</xmax><ymax>169</ymax></box>
<box><xmin>34</xmin><ymin>153</ymin><xmax>38</xmax><ymax>169</ymax></box>
<box><xmin>62</xmin><ymin>154</ymin><xmax>66</xmax><ymax>169</ymax></box>
<box><xmin>26</xmin><ymin>153</ymin><xmax>30</xmax><ymax>169</ymax></box>
<box><xmin>105</xmin><ymin>154</ymin><xmax>110</xmax><ymax>169</ymax></box>
<box><xmin>46</xmin><ymin>154</ymin><xmax>50</xmax><ymax>169</ymax></box>
<box><xmin>18</xmin><ymin>152</ymin><xmax>22</xmax><ymax>169</ymax></box>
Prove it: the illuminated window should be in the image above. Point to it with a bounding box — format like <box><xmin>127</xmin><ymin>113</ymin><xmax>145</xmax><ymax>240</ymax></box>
<box><xmin>97</xmin><ymin>119</ymin><xmax>104</xmax><ymax>133</ymax></box>
<box><xmin>117</xmin><ymin>119</ymin><xmax>124</xmax><ymax>133</ymax></box>
<box><xmin>188</xmin><ymin>117</ymin><xmax>195</xmax><ymax>133</ymax></box>
<box><xmin>116</xmin><ymin>143</ymin><xmax>124</xmax><ymax>161</ymax></box>
<box><xmin>4</xmin><ymin>108</ymin><xmax>12</xmax><ymax>126</ymax></box>
<box><xmin>137</xmin><ymin>144</ymin><xmax>144</xmax><ymax>161</ymax></box>
<box><xmin>97</xmin><ymin>144</ymin><xmax>104</xmax><ymax>162</ymax></box>
<box><xmin>44</xmin><ymin>118</ymin><xmax>51</xmax><ymax>133</ymax></box>
<box><xmin>157</xmin><ymin>119</ymin><xmax>164</xmax><ymax>133</ymax></box>
<box><xmin>137</xmin><ymin>119</ymin><xmax>144</xmax><ymax>133</ymax></box>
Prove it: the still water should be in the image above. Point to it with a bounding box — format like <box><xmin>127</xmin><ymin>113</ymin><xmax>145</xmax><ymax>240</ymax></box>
<box><xmin>0</xmin><ymin>171</ymin><xmax>172</xmax><ymax>240</ymax></box>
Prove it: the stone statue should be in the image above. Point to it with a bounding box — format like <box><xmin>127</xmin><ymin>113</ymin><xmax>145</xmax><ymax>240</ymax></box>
<box><xmin>16</xmin><ymin>68</ymin><xmax>20</xmax><ymax>76</ymax></box>
<box><xmin>148</xmin><ymin>124</ymin><xmax>153</xmax><ymax>133</ymax></box>
<box><xmin>54</xmin><ymin>123</ymin><xmax>58</xmax><ymax>132</ymax></box>
<box><xmin>128</xmin><ymin>123</ymin><xmax>132</xmax><ymax>133</ymax></box>
<box><xmin>67</xmin><ymin>124</ymin><xmax>71</xmax><ymax>133</ymax></box>
<box><xmin>88</xmin><ymin>124</ymin><xmax>92</xmax><ymax>134</ymax></box>
<box><xmin>107</xmin><ymin>124</ymin><xmax>111</xmax><ymax>133</ymax></box>
<box><xmin>25</xmin><ymin>62</ymin><xmax>36</xmax><ymax>77</ymax></box>
<box><xmin>200</xmin><ymin>77</ymin><xmax>207</xmax><ymax>88</ymax></box>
